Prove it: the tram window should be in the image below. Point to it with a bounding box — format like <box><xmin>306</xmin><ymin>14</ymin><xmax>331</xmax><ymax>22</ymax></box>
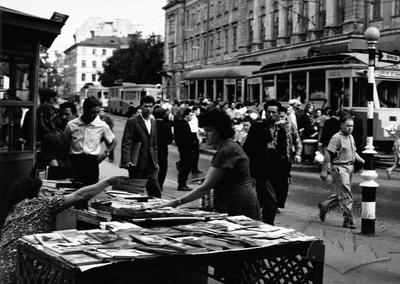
<box><xmin>292</xmin><ymin>72</ymin><xmax>306</xmax><ymax>103</ymax></box>
<box><xmin>352</xmin><ymin>77</ymin><xmax>368</xmax><ymax>107</ymax></box>
<box><xmin>376</xmin><ymin>80</ymin><xmax>400</xmax><ymax>108</ymax></box>
<box><xmin>277</xmin><ymin>73</ymin><xmax>290</xmax><ymax>102</ymax></box>
<box><xmin>309</xmin><ymin>71</ymin><xmax>325</xmax><ymax>101</ymax></box>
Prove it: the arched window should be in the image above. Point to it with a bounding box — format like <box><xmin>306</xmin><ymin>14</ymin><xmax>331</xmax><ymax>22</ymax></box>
<box><xmin>272</xmin><ymin>2</ymin><xmax>279</xmax><ymax>40</ymax></box>
<box><xmin>260</xmin><ymin>6</ymin><xmax>266</xmax><ymax>42</ymax></box>
<box><xmin>300</xmin><ymin>0</ymin><xmax>308</xmax><ymax>35</ymax></box>
<box><xmin>248</xmin><ymin>11</ymin><xmax>254</xmax><ymax>44</ymax></box>
<box><xmin>317</xmin><ymin>0</ymin><xmax>326</xmax><ymax>29</ymax></box>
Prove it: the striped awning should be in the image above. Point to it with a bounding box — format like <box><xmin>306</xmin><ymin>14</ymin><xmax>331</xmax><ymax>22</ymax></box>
<box><xmin>184</xmin><ymin>65</ymin><xmax>260</xmax><ymax>80</ymax></box>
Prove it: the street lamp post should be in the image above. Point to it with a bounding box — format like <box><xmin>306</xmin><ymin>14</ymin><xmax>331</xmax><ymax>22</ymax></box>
<box><xmin>360</xmin><ymin>27</ymin><xmax>380</xmax><ymax>235</ymax></box>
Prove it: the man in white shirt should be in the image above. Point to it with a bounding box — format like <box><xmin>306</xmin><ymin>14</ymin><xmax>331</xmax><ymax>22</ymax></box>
<box><xmin>65</xmin><ymin>96</ymin><xmax>116</xmax><ymax>196</ymax></box>
<box><xmin>120</xmin><ymin>95</ymin><xmax>161</xmax><ymax>197</ymax></box>
<box><xmin>189</xmin><ymin>106</ymin><xmax>203</xmax><ymax>174</ymax></box>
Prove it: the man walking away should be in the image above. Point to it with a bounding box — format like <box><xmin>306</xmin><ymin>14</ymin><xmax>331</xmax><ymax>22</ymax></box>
<box><xmin>174</xmin><ymin>108</ymin><xmax>195</xmax><ymax>191</ymax></box>
<box><xmin>154</xmin><ymin>108</ymin><xmax>173</xmax><ymax>191</ymax></box>
<box><xmin>120</xmin><ymin>95</ymin><xmax>161</xmax><ymax>198</ymax></box>
<box><xmin>319</xmin><ymin>115</ymin><xmax>365</xmax><ymax>229</ymax></box>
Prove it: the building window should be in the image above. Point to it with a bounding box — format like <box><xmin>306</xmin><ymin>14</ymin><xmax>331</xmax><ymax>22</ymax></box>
<box><xmin>92</xmin><ymin>74</ymin><xmax>96</xmax><ymax>82</ymax></box>
<box><xmin>336</xmin><ymin>0</ymin><xmax>345</xmax><ymax>25</ymax></box>
<box><xmin>300</xmin><ymin>0</ymin><xmax>309</xmax><ymax>35</ymax></box>
<box><xmin>209</xmin><ymin>34</ymin><xmax>214</xmax><ymax>57</ymax></box>
<box><xmin>248</xmin><ymin>11</ymin><xmax>254</xmax><ymax>44</ymax></box>
<box><xmin>196</xmin><ymin>37</ymin><xmax>200</xmax><ymax>60</ymax></box>
<box><xmin>317</xmin><ymin>0</ymin><xmax>326</xmax><ymax>29</ymax></box>
<box><xmin>81</xmin><ymin>60</ymin><xmax>86</xmax><ymax>68</ymax></box>
<box><xmin>233</xmin><ymin>25</ymin><xmax>237</xmax><ymax>51</ymax></box>
<box><xmin>216</xmin><ymin>29</ymin><xmax>221</xmax><ymax>49</ymax></box>
<box><xmin>272</xmin><ymin>2</ymin><xmax>279</xmax><ymax>40</ymax></box>
<box><xmin>260</xmin><ymin>6</ymin><xmax>266</xmax><ymax>42</ymax></box>
<box><xmin>186</xmin><ymin>10</ymin><xmax>190</xmax><ymax>25</ymax></box>
<box><xmin>92</xmin><ymin>49</ymin><xmax>96</xmax><ymax>55</ymax></box>
<box><xmin>102</xmin><ymin>49</ymin><xmax>106</xmax><ymax>55</ymax></box>
<box><xmin>395</xmin><ymin>0</ymin><xmax>400</xmax><ymax>16</ymax></box>
<box><xmin>224</xmin><ymin>28</ymin><xmax>229</xmax><ymax>53</ymax></box>
<box><xmin>217</xmin><ymin>1</ymin><xmax>222</xmax><ymax>16</ymax></box>
<box><xmin>81</xmin><ymin>73</ymin><xmax>86</xmax><ymax>81</ymax></box>
<box><xmin>372</xmin><ymin>0</ymin><xmax>381</xmax><ymax>19</ymax></box>
<box><xmin>184</xmin><ymin>42</ymin><xmax>188</xmax><ymax>62</ymax></box>
<box><xmin>92</xmin><ymin>61</ymin><xmax>97</xmax><ymax>68</ymax></box>
<box><xmin>286</xmin><ymin>1</ymin><xmax>293</xmax><ymax>41</ymax></box>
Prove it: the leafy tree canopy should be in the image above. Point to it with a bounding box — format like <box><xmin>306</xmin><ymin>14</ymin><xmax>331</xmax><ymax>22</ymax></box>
<box><xmin>99</xmin><ymin>32</ymin><xmax>164</xmax><ymax>87</ymax></box>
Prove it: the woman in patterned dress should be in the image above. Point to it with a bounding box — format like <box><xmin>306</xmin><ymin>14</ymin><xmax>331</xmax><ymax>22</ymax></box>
<box><xmin>162</xmin><ymin>108</ymin><xmax>261</xmax><ymax>220</ymax></box>
<box><xmin>0</xmin><ymin>175</ymin><xmax>127</xmax><ymax>283</ymax></box>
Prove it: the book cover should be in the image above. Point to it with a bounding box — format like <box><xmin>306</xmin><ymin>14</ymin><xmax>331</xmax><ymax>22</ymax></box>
<box><xmin>60</xmin><ymin>253</ymin><xmax>103</xmax><ymax>266</ymax></box>
<box><xmin>42</xmin><ymin>243</ymin><xmax>85</xmax><ymax>255</ymax></box>
<box><xmin>130</xmin><ymin>234</ymin><xmax>172</xmax><ymax>246</ymax></box>
<box><xmin>85</xmin><ymin>230</ymin><xmax>121</xmax><ymax>244</ymax></box>
<box><xmin>34</xmin><ymin>232</ymin><xmax>70</xmax><ymax>244</ymax></box>
<box><xmin>96</xmin><ymin>248</ymin><xmax>152</xmax><ymax>259</ymax></box>
<box><xmin>59</xmin><ymin>230</ymin><xmax>101</xmax><ymax>245</ymax></box>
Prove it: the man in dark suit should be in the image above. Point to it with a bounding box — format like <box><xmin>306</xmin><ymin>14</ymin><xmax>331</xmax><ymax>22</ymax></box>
<box><xmin>243</xmin><ymin>100</ymin><xmax>280</xmax><ymax>225</ymax></box>
<box><xmin>120</xmin><ymin>95</ymin><xmax>161</xmax><ymax>197</ymax></box>
<box><xmin>154</xmin><ymin>107</ymin><xmax>173</xmax><ymax>191</ymax></box>
<box><xmin>174</xmin><ymin>108</ymin><xmax>195</xmax><ymax>191</ymax></box>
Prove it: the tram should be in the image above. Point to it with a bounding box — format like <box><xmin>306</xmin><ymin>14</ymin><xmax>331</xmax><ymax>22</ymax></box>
<box><xmin>248</xmin><ymin>53</ymin><xmax>400</xmax><ymax>150</ymax></box>
<box><xmin>79</xmin><ymin>84</ymin><xmax>109</xmax><ymax>109</ymax></box>
<box><xmin>108</xmin><ymin>83</ymin><xmax>161</xmax><ymax>115</ymax></box>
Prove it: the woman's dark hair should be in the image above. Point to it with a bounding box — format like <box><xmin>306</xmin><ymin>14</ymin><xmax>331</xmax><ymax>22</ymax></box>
<box><xmin>4</xmin><ymin>178</ymin><xmax>42</xmax><ymax>220</ymax></box>
<box><xmin>199</xmin><ymin>108</ymin><xmax>235</xmax><ymax>139</ymax></box>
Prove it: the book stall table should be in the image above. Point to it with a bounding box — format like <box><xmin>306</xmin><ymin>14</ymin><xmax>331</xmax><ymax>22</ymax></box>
<box><xmin>22</xmin><ymin>185</ymin><xmax>326</xmax><ymax>283</ymax></box>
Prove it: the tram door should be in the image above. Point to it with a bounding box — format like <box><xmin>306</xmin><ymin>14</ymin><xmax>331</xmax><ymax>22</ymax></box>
<box><xmin>328</xmin><ymin>78</ymin><xmax>350</xmax><ymax>112</ymax></box>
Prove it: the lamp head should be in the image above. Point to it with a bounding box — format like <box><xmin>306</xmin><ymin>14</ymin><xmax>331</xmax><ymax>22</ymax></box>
<box><xmin>364</xmin><ymin>27</ymin><xmax>380</xmax><ymax>42</ymax></box>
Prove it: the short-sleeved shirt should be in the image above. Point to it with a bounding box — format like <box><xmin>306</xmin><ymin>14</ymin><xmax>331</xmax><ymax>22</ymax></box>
<box><xmin>0</xmin><ymin>194</ymin><xmax>64</xmax><ymax>283</ymax></box>
<box><xmin>211</xmin><ymin>139</ymin><xmax>260</xmax><ymax>220</ymax></box>
<box><xmin>65</xmin><ymin>116</ymin><xmax>115</xmax><ymax>155</ymax></box>
<box><xmin>327</xmin><ymin>131</ymin><xmax>356</xmax><ymax>164</ymax></box>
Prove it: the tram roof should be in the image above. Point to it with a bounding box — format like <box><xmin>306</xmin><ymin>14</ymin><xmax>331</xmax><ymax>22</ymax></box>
<box><xmin>255</xmin><ymin>53</ymin><xmax>396</xmax><ymax>75</ymax></box>
<box><xmin>184</xmin><ymin>65</ymin><xmax>260</xmax><ymax>80</ymax></box>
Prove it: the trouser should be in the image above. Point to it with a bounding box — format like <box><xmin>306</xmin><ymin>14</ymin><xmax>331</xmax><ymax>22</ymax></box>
<box><xmin>320</xmin><ymin>165</ymin><xmax>354</xmax><ymax>219</ymax></box>
<box><xmin>70</xmin><ymin>154</ymin><xmax>99</xmax><ymax>209</ymax></box>
<box><xmin>272</xmin><ymin>157</ymin><xmax>291</xmax><ymax>208</ymax></box>
<box><xmin>191</xmin><ymin>133</ymin><xmax>200</xmax><ymax>171</ymax></box>
<box><xmin>129</xmin><ymin>167</ymin><xmax>161</xmax><ymax>198</ymax></box>
<box><xmin>178</xmin><ymin>148</ymin><xmax>194</xmax><ymax>187</ymax></box>
<box><xmin>255</xmin><ymin>178</ymin><xmax>277</xmax><ymax>225</ymax></box>
<box><xmin>158</xmin><ymin>153</ymin><xmax>168</xmax><ymax>191</ymax></box>
<box><xmin>70</xmin><ymin>154</ymin><xmax>99</xmax><ymax>185</ymax></box>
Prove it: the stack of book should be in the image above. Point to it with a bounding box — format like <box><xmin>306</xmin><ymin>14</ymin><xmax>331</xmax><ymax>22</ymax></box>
<box><xmin>41</xmin><ymin>179</ymin><xmax>82</xmax><ymax>194</ymax></box>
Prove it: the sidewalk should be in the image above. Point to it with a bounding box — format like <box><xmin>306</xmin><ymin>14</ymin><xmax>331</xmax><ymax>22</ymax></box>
<box><xmin>99</xmin><ymin>160</ymin><xmax>400</xmax><ymax>283</ymax></box>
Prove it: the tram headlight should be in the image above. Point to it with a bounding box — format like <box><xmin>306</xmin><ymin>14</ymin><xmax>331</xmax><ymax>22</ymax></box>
<box><xmin>356</xmin><ymin>69</ymin><xmax>368</xmax><ymax>76</ymax></box>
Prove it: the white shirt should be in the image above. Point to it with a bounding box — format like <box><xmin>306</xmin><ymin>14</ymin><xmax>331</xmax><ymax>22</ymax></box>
<box><xmin>65</xmin><ymin>116</ymin><xmax>115</xmax><ymax>155</ymax></box>
<box><xmin>188</xmin><ymin>115</ymin><xmax>199</xmax><ymax>133</ymax></box>
<box><xmin>140</xmin><ymin>114</ymin><xmax>152</xmax><ymax>134</ymax></box>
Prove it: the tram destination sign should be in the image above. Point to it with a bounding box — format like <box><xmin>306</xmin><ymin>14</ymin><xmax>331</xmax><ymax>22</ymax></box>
<box><xmin>378</xmin><ymin>51</ymin><xmax>400</xmax><ymax>64</ymax></box>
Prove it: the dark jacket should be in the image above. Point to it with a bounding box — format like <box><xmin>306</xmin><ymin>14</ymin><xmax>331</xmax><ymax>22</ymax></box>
<box><xmin>243</xmin><ymin>120</ymin><xmax>279</xmax><ymax>179</ymax></box>
<box><xmin>156</xmin><ymin>119</ymin><xmax>173</xmax><ymax>157</ymax></box>
<box><xmin>120</xmin><ymin>115</ymin><xmax>158</xmax><ymax>169</ymax></box>
<box><xmin>174</xmin><ymin>119</ymin><xmax>193</xmax><ymax>151</ymax></box>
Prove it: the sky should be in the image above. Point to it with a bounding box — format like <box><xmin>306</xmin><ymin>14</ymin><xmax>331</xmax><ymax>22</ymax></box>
<box><xmin>1</xmin><ymin>0</ymin><xmax>166</xmax><ymax>52</ymax></box>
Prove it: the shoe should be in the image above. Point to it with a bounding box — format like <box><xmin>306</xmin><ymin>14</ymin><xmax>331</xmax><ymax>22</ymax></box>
<box><xmin>177</xmin><ymin>185</ymin><xmax>192</xmax><ymax>191</ymax></box>
<box><xmin>318</xmin><ymin>204</ymin><xmax>326</xmax><ymax>222</ymax></box>
<box><xmin>191</xmin><ymin>169</ymin><xmax>203</xmax><ymax>174</ymax></box>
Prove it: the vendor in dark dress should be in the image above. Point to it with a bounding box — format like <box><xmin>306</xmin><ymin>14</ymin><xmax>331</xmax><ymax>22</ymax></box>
<box><xmin>162</xmin><ymin>108</ymin><xmax>261</xmax><ymax>220</ymax></box>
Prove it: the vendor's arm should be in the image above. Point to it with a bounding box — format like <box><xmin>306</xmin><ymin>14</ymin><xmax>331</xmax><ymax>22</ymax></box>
<box><xmin>62</xmin><ymin>176</ymin><xmax>127</xmax><ymax>208</ymax></box>
<box><xmin>166</xmin><ymin>167</ymin><xmax>226</xmax><ymax>207</ymax></box>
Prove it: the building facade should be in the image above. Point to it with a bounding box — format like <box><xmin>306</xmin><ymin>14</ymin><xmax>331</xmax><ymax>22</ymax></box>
<box><xmin>73</xmin><ymin>17</ymin><xmax>137</xmax><ymax>43</ymax></box>
<box><xmin>63</xmin><ymin>36</ymin><xmax>128</xmax><ymax>97</ymax></box>
<box><xmin>163</xmin><ymin>0</ymin><xmax>400</xmax><ymax>102</ymax></box>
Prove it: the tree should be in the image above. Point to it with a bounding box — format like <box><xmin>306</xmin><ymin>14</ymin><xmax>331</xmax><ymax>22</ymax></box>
<box><xmin>99</xmin><ymin>32</ymin><xmax>164</xmax><ymax>86</ymax></box>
